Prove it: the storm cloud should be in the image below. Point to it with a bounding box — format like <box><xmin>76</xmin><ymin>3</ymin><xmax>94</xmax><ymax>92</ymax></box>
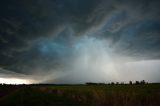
<box><xmin>0</xmin><ymin>0</ymin><xmax>160</xmax><ymax>83</ymax></box>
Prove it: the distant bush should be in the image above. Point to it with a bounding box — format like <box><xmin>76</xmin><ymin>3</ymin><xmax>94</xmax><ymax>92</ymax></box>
<box><xmin>135</xmin><ymin>81</ymin><xmax>140</xmax><ymax>84</ymax></box>
<box><xmin>85</xmin><ymin>82</ymin><xmax>105</xmax><ymax>85</ymax></box>
<box><xmin>86</xmin><ymin>82</ymin><xmax>98</xmax><ymax>85</ymax></box>
<box><xmin>129</xmin><ymin>81</ymin><xmax>132</xmax><ymax>85</ymax></box>
<box><xmin>135</xmin><ymin>80</ymin><xmax>146</xmax><ymax>85</ymax></box>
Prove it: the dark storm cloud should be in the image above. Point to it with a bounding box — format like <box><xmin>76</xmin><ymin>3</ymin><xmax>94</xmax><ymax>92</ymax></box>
<box><xmin>0</xmin><ymin>0</ymin><xmax>160</xmax><ymax>83</ymax></box>
<box><xmin>0</xmin><ymin>0</ymin><xmax>103</xmax><ymax>73</ymax></box>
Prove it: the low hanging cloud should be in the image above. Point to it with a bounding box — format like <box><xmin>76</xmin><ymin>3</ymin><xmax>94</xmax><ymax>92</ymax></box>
<box><xmin>0</xmin><ymin>0</ymin><xmax>160</xmax><ymax>83</ymax></box>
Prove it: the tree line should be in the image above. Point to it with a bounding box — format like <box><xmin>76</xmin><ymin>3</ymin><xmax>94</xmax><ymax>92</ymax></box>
<box><xmin>86</xmin><ymin>80</ymin><xmax>148</xmax><ymax>85</ymax></box>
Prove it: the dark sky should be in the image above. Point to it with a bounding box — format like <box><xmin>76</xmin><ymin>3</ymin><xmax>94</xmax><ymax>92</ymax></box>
<box><xmin>0</xmin><ymin>0</ymin><xmax>160</xmax><ymax>84</ymax></box>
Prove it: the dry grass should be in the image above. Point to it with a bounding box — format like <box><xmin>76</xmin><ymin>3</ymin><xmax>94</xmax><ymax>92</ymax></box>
<box><xmin>0</xmin><ymin>84</ymin><xmax>160</xmax><ymax>106</ymax></box>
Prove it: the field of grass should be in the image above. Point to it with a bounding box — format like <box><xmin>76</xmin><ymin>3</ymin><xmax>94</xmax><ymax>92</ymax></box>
<box><xmin>0</xmin><ymin>84</ymin><xmax>160</xmax><ymax>106</ymax></box>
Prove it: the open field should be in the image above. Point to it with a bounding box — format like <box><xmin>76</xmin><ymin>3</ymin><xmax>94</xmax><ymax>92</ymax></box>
<box><xmin>0</xmin><ymin>84</ymin><xmax>160</xmax><ymax>106</ymax></box>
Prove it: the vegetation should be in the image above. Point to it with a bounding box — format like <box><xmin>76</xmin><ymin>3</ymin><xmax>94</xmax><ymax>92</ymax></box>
<box><xmin>0</xmin><ymin>82</ymin><xmax>160</xmax><ymax>106</ymax></box>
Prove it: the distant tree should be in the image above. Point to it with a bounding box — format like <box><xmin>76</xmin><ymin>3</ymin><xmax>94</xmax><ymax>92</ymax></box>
<box><xmin>111</xmin><ymin>82</ymin><xmax>115</xmax><ymax>85</ymax></box>
<box><xmin>116</xmin><ymin>82</ymin><xmax>119</xmax><ymax>85</ymax></box>
<box><xmin>129</xmin><ymin>81</ymin><xmax>132</xmax><ymax>85</ymax></box>
<box><xmin>135</xmin><ymin>81</ymin><xmax>140</xmax><ymax>84</ymax></box>
<box><xmin>140</xmin><ymin>80</ymin><xmax>145</xmax><ymax>84</ymax></box>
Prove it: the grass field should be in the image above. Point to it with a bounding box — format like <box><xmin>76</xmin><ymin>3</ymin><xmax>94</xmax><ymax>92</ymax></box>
<box><xmin>0</xmin><ymin>84</ymin><xmax>160</xmax><ymax>106</ymax></box>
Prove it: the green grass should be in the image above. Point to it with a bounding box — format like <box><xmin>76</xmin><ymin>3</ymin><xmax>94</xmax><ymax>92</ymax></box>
<box><xmin>0</xmin><ymin>84</ymin><xmax>160</xmax><ymax>106</ymax></box>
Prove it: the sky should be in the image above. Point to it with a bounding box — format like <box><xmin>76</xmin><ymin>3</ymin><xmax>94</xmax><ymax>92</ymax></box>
<box><xmin>0</xmin><ymin>0</ymin><xmax>160</xmax><ymax>84</ymax></box>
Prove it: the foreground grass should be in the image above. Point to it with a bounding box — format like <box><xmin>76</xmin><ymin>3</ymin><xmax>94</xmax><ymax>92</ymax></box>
<box><xmin>0</xmin><ymin>84</ymin><xmax>160</xmax><ymax>106</ymax></box>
